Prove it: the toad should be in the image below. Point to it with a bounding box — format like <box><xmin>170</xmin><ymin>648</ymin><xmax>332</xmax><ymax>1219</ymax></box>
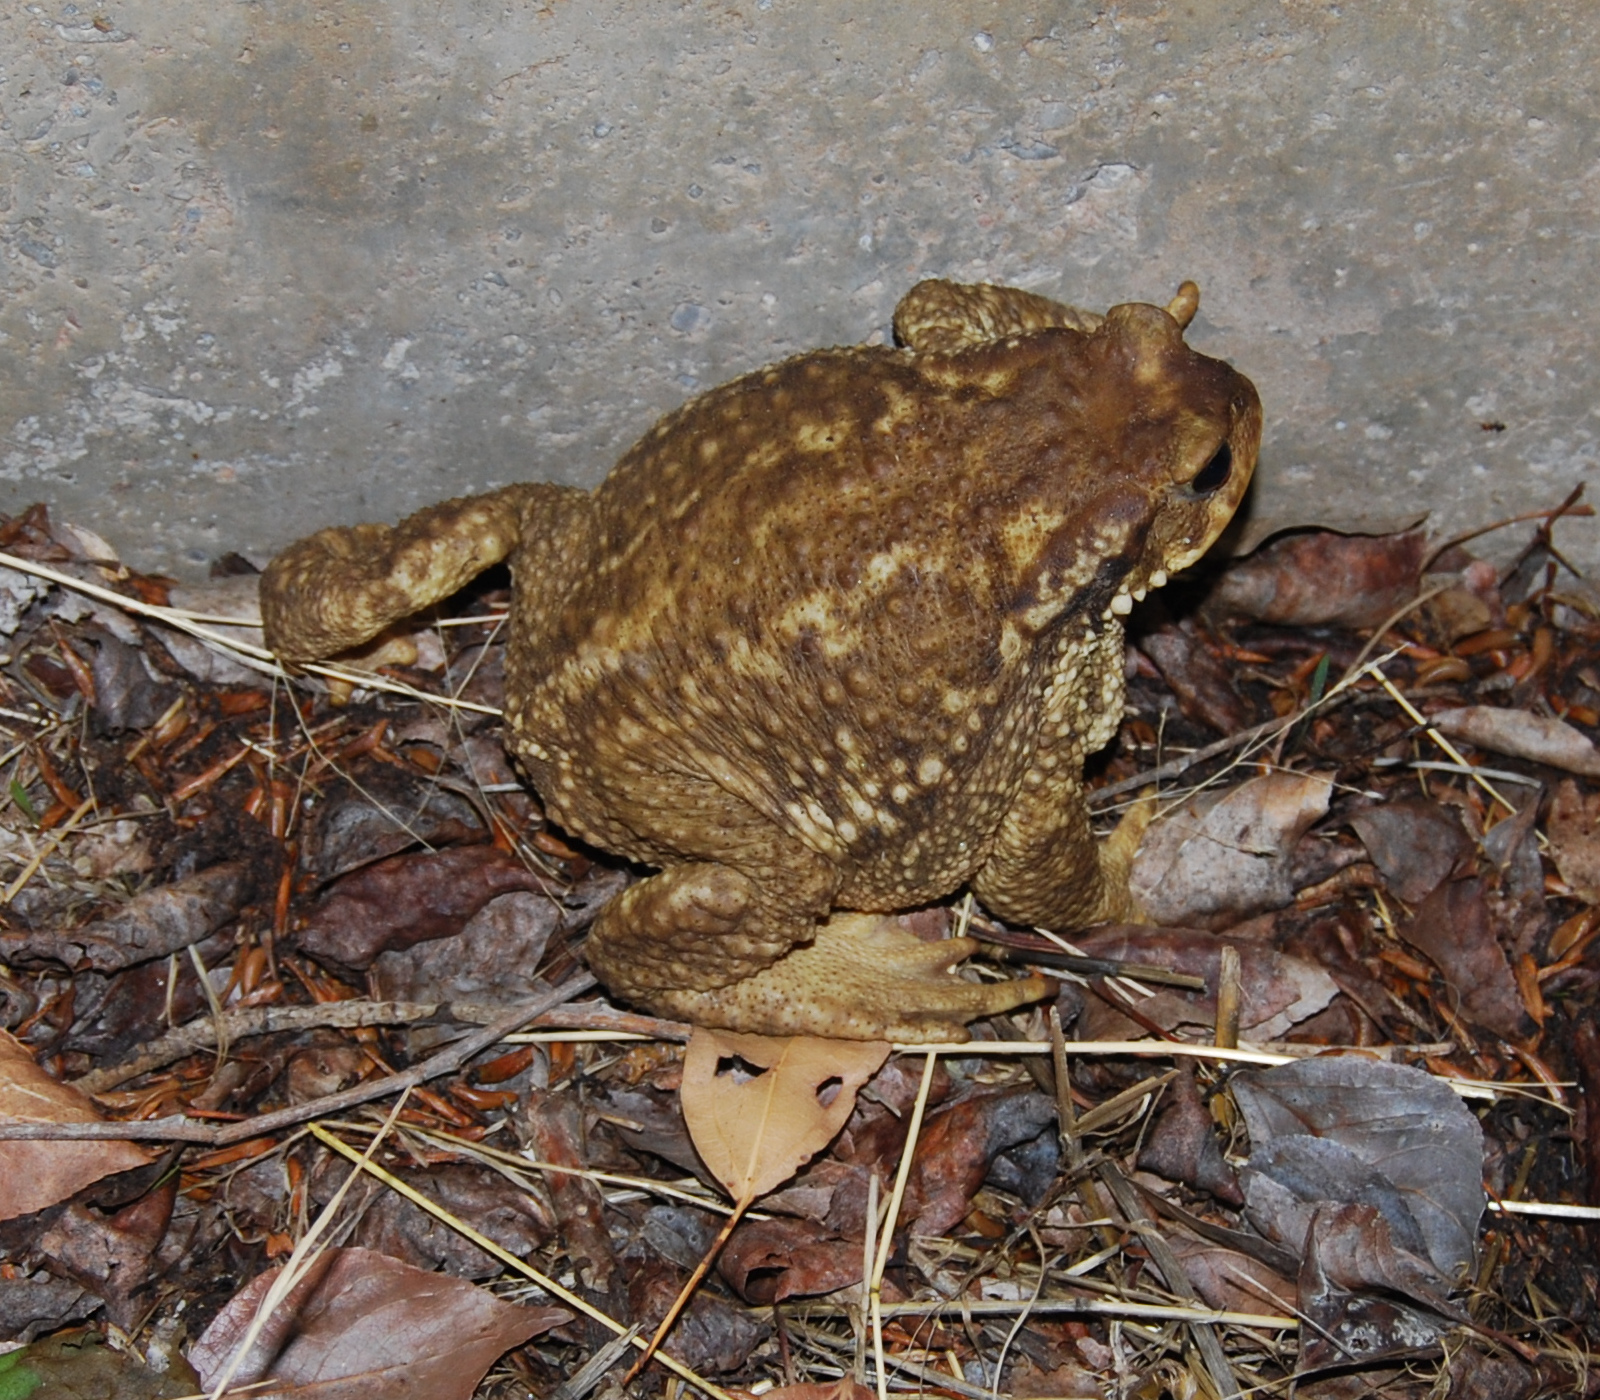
<box><xmin>262</xmin><ymin>278</ymin><xmax>1261</xmax><ymax>1041</ymax></box>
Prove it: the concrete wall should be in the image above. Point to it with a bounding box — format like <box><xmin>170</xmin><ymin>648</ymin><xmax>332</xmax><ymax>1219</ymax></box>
<box><xmin>3</xmin><ymin>1</ymin><xmax>1595</xmax><ymax>578</ymax></box>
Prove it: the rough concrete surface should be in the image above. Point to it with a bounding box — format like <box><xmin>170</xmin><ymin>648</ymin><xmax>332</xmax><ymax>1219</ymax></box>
<box><xmin>2</xmin><ymin>1</ymin><xmax>1596</xmax><ymax>578</ymax></box>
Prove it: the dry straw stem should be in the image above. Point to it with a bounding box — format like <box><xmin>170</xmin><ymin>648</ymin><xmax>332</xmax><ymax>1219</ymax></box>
<box><xmin>0</xmin><ymin>548</ymin><xmax>501</xmax><ymax>716</ymax></box>
<box><xmin>391</xmin><ymin>1123</ymin><xmax>738</xmax><ymax>1216</ymax></box>
<box><xmin>870</xmin><ymin>1049</ymin><xmax>940</xmax><ymax>1400</ymax></box>
<box><xmin>870</xmin><ymin>1297</ymin><xmax>1295</xmax><ymax>1328</ymax></box>
<box><xmin>311</xmin><ymin>1123</ymin><xmax>738</xmax><ymax>1400</ymax></box>
<box><xmin>1361</xmin><ymin>662</ymin><xmax>1518</xmax><ymax>817</ymax></box>
<box><xmin>206</xmin><ymin>1095</ymin><xmax>409</xmax><ymax>1400</ymax></box>
<box><xmin>1</xmin><ymin>794</ymin><xmax>94</xmax><ymax>904</ymax></box>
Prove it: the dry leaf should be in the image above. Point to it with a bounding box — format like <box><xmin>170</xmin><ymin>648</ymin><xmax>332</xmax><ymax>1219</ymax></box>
<box><xmin>681</xmin><ymin>1029</ymin><xmax>890</xmax><ymax>1204</ymax></box>
<box><xmin>1207</xmin><ymin>528</ymin><xmax>1428</xmax><ymax>628</ymax></box>
<box><xmin>1233</xmin><ymin>1056</ymin><xmax>1485</xmax><ymax>1280</ymax></box>
<box><xmin>1071</xmin><ymin>926</ymin><xmax>1340</xmax><ymax>1043</ymax></box>
<box><xmin>1346</xmin><ymin>796</ymin><xmax>1473</xmax><ymax>906</ymax></box>
<box><xmin>1138</xmin><ymin>619</ymin><xmax>1251</xmax><ymax>734</ymax></box>
<box><xmin>735</xmin><ymin>1383</ymin><xmax>877</xmax><ymax>1400</ymax></box>
<box><xmin>1547</xmin><ymin>779</ymin><xmax>1600</xmax><ymax>903</ymax></box>
<box><xmin>628</xmin><ymin>1030</ymin><xmax>888</xmax><ymax>1382</ymax></box>
<box><xmin>1403</xmin><ymin>876</ymin><xmax>1531</xmax><ymax>1040</ymax></box>
<box><xmin>1430</xmin><ymin>705</ymin><xmax>1600</xmax><ymax>777</ymax></box>
<box><xmin>1130</xmin><ymin>771</ymin><xmax>1333</xmax><ymax>929</ymax></box>
<box><xmin>189</xmin><ymin>1246</ymin><xmax>568</xmax><ymax>1398</ymax></box>
<box><xmin>0</xmin><ymin>861</ymin><xmax>251</xmax><ymax>973</ymax></box>
<box><xmin>0</xmin><ymin>1029</ymin><xmax>153</xmax><ymax>1221</ymax></box>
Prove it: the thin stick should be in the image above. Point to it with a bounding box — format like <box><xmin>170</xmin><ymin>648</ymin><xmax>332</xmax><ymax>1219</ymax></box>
<box><xmin>1089</xmin><ymin>643</ymin><xmax>1407</xmax><ymax>808</ymax></box>
<box><xmin>870</xmin><ymin>1050</ymin><xmax>939</xmax><ymax>1400</ymax></box>
<box><xmin>0</xmin><ymin>973</ymin><xmax>596</xmax><ymax>1145</ymax></box>
<box><xmin>621</xmin><ymin>1202</ymin><xmax>748</xmax><ymax>1384</ymax></box>
<box><xmin>1420</xmin><ymin>492</ymin><xmax>1593</xmax><ymax>573</ymax></box>
<box><xmin>1361</xmin><ymin>662</ymin><xmax>1517</xmax><ymax>815</ymax></box>
<box><xmin>1</xmin><ymin>795</ymin><xmax>93</xmax><ymax>903</ymax></box>
<box><xmin>0</xmin><ymin>548</ymin><xmax>501</xmax><ymax>716</ymax></box>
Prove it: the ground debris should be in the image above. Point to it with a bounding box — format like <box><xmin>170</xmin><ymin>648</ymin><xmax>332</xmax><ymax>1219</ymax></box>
<box><xmin>2</xmin><ymin>501</ymin><xmax>1599</xmax><ymax>1398</ymax></box>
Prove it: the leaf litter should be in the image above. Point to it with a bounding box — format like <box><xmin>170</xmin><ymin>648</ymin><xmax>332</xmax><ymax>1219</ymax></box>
<box><xmin>0</xmin><ymin>496</ymin><xmax>1599</xmax><ymax>1399</ymax></box>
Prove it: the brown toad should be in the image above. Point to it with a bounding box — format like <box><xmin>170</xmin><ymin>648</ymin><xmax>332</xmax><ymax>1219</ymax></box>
<box><xmin>261</xmin><ymin>279</ymin><xmax>1261</xmax><ymax>1041</ymax></box>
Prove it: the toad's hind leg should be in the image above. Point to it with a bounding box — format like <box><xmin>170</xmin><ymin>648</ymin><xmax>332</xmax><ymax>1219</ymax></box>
<box><xmin>587</xmin><ymin>858</ymin><xmax>1054</xmax><ymax>1042</ymax></box>
<box><xmin>260</xmin><ymin>483</ymin><xmax>591</xmax><ymax>666</ymax></box>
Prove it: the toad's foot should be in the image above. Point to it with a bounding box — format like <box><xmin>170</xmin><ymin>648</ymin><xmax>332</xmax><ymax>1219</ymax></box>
<box><xmin>648</xmin><ymin>911</ymin><xmax>1057</xmax><ymax>1042</ymax></box>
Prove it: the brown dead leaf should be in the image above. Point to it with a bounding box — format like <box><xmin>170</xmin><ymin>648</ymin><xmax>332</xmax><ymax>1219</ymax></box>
<box><xmin>681</xmin><ymin>1029</ymin><xmax>890</xmax><ymax>1205</ymax></box>
<box><xmin>300</xmin><ymin>766</ymin><xmax>487</xmax><ymax>885</ymax></box>
<box><xmin>1138</xmin><ymin>618</ymin><xmax>1252</xmax><ymax>735</ymax></box>
<box><xmin>734</xmin><ymin>1383</ymin><xmax>877</xmax><ymax>1400</ymax></box>
<box><xmin>1129</xmin><ymin>772</ymin><xmax>1334</xmax><ymax>930</ymax></box>
<box><xmin>1430</xmin><ymin>705</ymin><xmax>1600</xmax><ymax>777</ymax></box>
<box><xmin>718</xmin><ymin>1215</ymin><xmax>867</xmax><ymax>1303</ymax></box>
<box><xmin>189</xmin><ymin>1246</ymin><xmax>568</xmax><ymax>1399</ymax></box>
<box><xmin>295</xmin><ymin>845</ymin><xmax>556</xmax><ymax>971</ymax></box>
<box><xmin>370</xmin><ymin>890</ymin><xmax>560</xmax><ymax>1005</ymax></box>
<box><xmin>1296</xmin><ymin>1201</ymin><xmax>1466</xmax><ymax>1371</ymax></box>
<box><xmin>1208</xmin><ymin>528</ymin><xmax>1429</xmax><ymax>628</ymax></box>
<box><xmin>900</xmin><ymin>1086</ymin><xmax>1059</xmax><ymax>1236</ymax></box>
<box><xmin>1166</xmin><ymin>1236</ymin><xmax>1296</xmax><ymax>1315</ymax></box>
<box><xmin>1071</xmin><ymin>927</ymin><xmax>1340</xmax><ymax>1043</ymax></box>
<box><xmin>0</xmin><ymin>1028</ymin><xmax>152</xmax><ymax>1221</ymax></box>
<box><xmin>1346</xmin><ymin>796</ymin><xmax>1473</xmax><ymax>906</ymax></box>
<box><xmin>1403</xmin><ymin>876</ymin><xmax>1531</xmax><ymax>1040</ymax></box>
<box><xmin>1136</xmin><ymin>1066</ymin><xmax>1242</xmax><ymax>1204</ymax></box>
<box><xmin>0</xmin><ymin>861</ymin><xmax>251</xmax><ymax>972</ymax></box>
<box><xmin>1233</xmin><ymin>1057</ymin><xmax>1485</xmax><ymax>1279</ymax></box>
<box><xmin>37</xmin><ymin>1181</ymin><xmax>176</xmax><ymax>1327</ymax></box>
<box><xmin>1547</xmin><ymin>779</ymin><xmax>1600</xmax><ymax>903</ymax></box>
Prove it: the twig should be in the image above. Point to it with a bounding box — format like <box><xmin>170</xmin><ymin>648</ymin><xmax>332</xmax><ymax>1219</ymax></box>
<box><xmin>1419</xmin><ymin>489</ymin><xmax>1593</xmax><ymax>574</ymax></box>
<box><xmin>1088</xmin><ymin>643</ymin><xmax>1404</xmax><ymax>809</ymax></box>
<box><xmin>1</xmin><ymin>795</ymin><xmax>94</xmax><ymax>904</ymax></box>
<box><xmin>71</xmin><ymin>999</ymin><xmax>450</xmax><ymax>1095</ymax></box>
<box><xmin>1</xmin><ymin>973</ymin><xmax>595</xmax><ymax>1145</ymax></box>
<box><xmin>1095</xmin><ymin>1160</ymin><xmax>1240</xmax><ymax>1399</ymax></box>
<box><xmin>0</xmin><ymin>548</ymin><xmax>501</xmax><ymax>716</ymax></box>
<box><xmin>72</xmin><ymin>997</ymin><xmax>684</xmax><ymax>1096</ymax></box>
<box><xmin>871</xmin><ymin>1051</ymin><xmax>939</xmax><ymax>1400</ymax></box>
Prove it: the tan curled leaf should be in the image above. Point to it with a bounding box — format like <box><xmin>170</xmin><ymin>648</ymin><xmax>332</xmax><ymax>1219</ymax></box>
<box><xmin>0</xmin><ymin>1028</ymin><xmax>153</xmax><ymax>1221</ymax></box>
<box><xmin>626</xmin><ymin>1032</ymin><xmax>890</xmax><ymax>1383</ymax></box>
<box><xmin>682</xmin><ymin>1029</ymin><xmax>890</xmax><ymax>1206</ymax></box>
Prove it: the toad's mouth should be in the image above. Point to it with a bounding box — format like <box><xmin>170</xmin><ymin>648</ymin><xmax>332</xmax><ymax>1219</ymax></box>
<box><xmin>1100</xmin><ymin>565</ymin><xmax>1169</xmax><ymax>622</ymax></box>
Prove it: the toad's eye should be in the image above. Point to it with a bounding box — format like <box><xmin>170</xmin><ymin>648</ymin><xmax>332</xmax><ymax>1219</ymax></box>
<box><xmin>1190</xmin><ymin>441</ymin><xmax>1232</xmax><ymax>496</ymax></box>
